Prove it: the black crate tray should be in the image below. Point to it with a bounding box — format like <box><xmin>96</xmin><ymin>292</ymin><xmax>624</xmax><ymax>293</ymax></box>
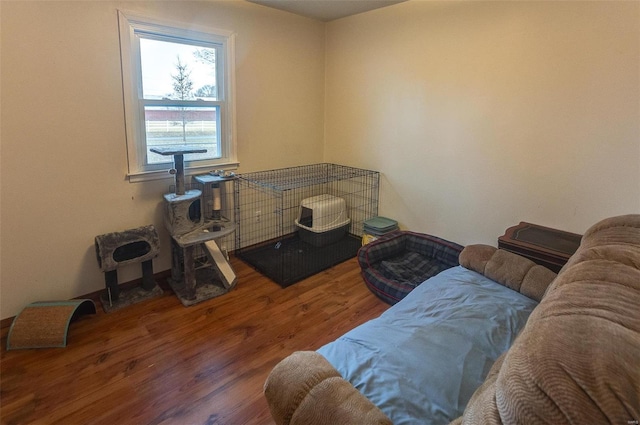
<box><xmin>237</xmin><ymin>233</ymin><xmax>362</xmax><ymax>287</ymax></box>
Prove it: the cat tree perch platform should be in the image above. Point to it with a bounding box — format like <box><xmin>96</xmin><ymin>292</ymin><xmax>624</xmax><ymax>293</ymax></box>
<box><xmin>151</xmin><ymin>146</ymin><xmax>238</xmax><ymax>307</ymax></box>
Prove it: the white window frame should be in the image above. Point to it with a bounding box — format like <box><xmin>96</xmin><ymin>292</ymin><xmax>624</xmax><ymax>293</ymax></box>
<box><xmin>118</xmin><ymin>10</ymin><xmax>238</xmax><ymax>182</ymax></box>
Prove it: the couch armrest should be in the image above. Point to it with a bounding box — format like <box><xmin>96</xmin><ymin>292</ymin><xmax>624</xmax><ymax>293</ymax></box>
<box><xmin>264</xmin><ymin>351</ymin><xmax>392</xmax><ymax>425</ymax></box>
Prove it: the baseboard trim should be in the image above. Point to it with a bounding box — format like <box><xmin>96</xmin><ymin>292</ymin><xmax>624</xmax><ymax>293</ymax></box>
<box><xmin>1</xmin><ymin>269</ymin><xmax>172</xmax><ymax>330</ymax></box>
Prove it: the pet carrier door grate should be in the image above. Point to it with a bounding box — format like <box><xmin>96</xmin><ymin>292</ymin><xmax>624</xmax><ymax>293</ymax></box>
<box><xmin>234</xmin><ymin>163</ymin><xmax>380</xmax><ymax>286</ymax></box>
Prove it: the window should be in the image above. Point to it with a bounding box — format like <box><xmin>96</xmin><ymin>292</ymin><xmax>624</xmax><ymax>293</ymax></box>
<box><xmin>118</xmin><ymin>11</ymin><xmax>237</xmax><ymax>181</ymax></box>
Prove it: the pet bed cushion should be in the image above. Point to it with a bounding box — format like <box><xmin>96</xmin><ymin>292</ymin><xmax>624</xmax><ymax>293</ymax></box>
<box><xmin>358</xmin><ymin>231</ymin><xmax>463</xmax><ymax>304</ymax></box>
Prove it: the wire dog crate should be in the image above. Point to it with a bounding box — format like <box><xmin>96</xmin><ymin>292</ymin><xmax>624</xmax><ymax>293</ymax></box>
<box><xmin>234</xmin><ymin>163</ymin><xmax>380</xmax><ymax>287</ymax></box>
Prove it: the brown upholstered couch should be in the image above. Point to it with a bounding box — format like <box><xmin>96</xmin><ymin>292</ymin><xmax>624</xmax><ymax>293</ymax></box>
<box><xmin>264</xmin><ymin>214</ymin><xmax>640</xmax><ymax>425</ymax></box>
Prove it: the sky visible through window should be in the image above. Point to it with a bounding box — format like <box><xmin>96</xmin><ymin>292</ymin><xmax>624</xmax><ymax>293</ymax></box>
<box><xmin>140</xmin><ymin>38</ymin><xmax>216</xmax><ymax>100</ymax></box>
<box><xmin>139</xmin><ymin>38</ymin><xmax>220</xmax><ymax>164</ymax></box>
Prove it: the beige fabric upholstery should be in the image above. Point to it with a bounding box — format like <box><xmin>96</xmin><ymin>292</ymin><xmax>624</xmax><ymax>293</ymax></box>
<box><xmin>264</xmin><ymin>214</ymin><xmax>640</xmax><ymax>425</ymax></box>
<box><xmin>459</xmin><ymin>245</ymin><xmax>557</xmax><ymax>302</ymax></box>
<box><xmin>264</xmin><ymin>351</ymin><xmax>392</xmax><ymax>425</ymax></box>
<box><xmin>456</xmin><ymin>214</ymin><xmax>640</xmax><ymax>424</ymax></box>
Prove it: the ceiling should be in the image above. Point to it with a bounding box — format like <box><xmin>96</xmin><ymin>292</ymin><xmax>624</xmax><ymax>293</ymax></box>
<box><xmin>247</xmin><ymin>0</ymin><xmax>407</xmax><ymax>22</ymax></box>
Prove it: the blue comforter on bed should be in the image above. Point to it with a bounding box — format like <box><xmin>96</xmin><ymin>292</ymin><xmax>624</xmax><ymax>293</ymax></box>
<box><xmin>317</xmin><ymin>266</ymin><xmax>537</xmax><ymax>425</ymax></box>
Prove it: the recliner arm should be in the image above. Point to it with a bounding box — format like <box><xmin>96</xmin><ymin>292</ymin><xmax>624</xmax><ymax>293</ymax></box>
<box><xmin>264</xmin><ymin>351</ymin><xmax>392</xmax><ymax>425</ymax></box>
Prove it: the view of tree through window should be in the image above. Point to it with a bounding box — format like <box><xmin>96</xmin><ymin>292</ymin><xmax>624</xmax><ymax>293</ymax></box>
<box><xmin>140</xmin><ymin>38</ymin><xmax>220</xmax><ymax>164</ymax></box>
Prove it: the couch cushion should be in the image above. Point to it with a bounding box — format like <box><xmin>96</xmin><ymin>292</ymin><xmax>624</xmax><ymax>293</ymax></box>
<box><xmin>379</xmin><ymin>252</ymin><xmax>445</xmax><ymax>284</ymax></box>
<box><xmin>459</xmin><ymin>245</ymin><xmax>557</xmax><ymax>302</ymax></box>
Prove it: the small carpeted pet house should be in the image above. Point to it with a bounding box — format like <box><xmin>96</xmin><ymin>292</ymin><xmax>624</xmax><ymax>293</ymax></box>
<box><xmin>95</xmin><ymin>224</ymin><xmax>162</xmax><ymax>312</ymax></box>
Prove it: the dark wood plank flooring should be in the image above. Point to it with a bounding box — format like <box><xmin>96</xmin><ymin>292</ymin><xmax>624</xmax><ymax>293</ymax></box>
<box><xmin>0</xmin><ymin>256</ymin><xmax>389</xmax><ymax>425</ymax></box>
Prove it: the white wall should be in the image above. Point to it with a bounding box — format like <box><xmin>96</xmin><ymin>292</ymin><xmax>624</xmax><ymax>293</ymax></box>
<box><xmin>2</xmin><ymin>0</ymin><xmax>639</xmax><ymax>319</ymax></box>
<box><xmin>324</xmin><ymin>1</ymin><xmax>640</xmax><ymax>245</ymax></box>
<box><xmin>0</xmin><ymin>0</ymin><xmax>325</xmax><ymax>319</ymax></box>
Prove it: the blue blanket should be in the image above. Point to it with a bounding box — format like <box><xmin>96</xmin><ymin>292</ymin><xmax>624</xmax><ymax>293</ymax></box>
<box><xmin>317</xmin><ymin>266</ymin><xmax>537</xmax><ymax>424</ymax></box>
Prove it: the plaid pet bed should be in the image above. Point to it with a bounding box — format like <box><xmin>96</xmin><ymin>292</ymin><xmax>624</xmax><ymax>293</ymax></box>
<box><xmin>359</xmin><ymin>231</ymin><xmax>463</xmax><ymax>304</ymax></box>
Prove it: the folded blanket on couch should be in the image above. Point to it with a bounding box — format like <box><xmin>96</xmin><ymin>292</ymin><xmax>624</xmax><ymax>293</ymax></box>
<box><xmin>264</xmin><ymin>245</ymin><xmax>559</xmax><ymax>425</ymax></box>
<box><xmin>316</xmin><ymin>265</ymin><xmax>540</xmax><ymax>424</ymax></box>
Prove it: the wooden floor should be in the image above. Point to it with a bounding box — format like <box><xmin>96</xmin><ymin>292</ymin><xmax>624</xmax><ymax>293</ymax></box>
<box><xmin>0</xmin><ymin>256</ymin><xmax>389</xmax><ymax>425</ymax></box>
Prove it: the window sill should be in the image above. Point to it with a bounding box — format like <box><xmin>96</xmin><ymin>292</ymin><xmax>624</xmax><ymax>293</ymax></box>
<box><xmin>127</xmin><ymin>161</ymin><xmax>239</xmax><ymax>183</ymax></box>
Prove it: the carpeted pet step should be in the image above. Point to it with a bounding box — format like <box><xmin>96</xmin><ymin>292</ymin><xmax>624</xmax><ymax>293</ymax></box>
<box><xmin>6</xmin><ymin>299</ymin><xmax>96</xmax><ymax>350</ymax></box>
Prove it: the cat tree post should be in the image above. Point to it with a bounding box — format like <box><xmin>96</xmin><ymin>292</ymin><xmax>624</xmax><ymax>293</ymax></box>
<box><xmin>151</xmin><ymin>146</ymin><xmax>237</xmax><ymax>307</ymax></box>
